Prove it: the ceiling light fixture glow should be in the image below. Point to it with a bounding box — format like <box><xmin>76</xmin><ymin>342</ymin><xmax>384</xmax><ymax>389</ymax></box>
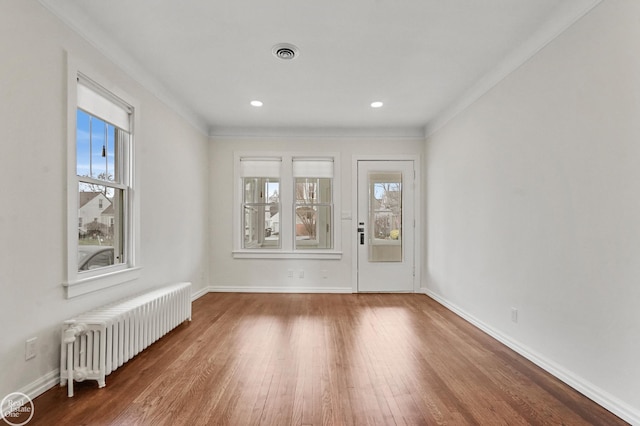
<box><xmin>370</xmin><ymin>101</ymin><xmax>384</xmax><ymax>108</ymax></box>
<box><xmin>250</xmin><ymin>100</ymin><xmax>263</xmax><ymax>107</ymax></box>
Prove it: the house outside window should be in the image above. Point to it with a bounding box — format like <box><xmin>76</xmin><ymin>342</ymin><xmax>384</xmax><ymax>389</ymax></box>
<box><xmin>65</xmin><ymin>61</ymin><xmax>140</xmax><ymax>298</ymax></box>
<box><xmin>234</xmin><ymin>153</ymin><xmax>340</xmax><ymax>259</ymax></box>
<box><xmin>293</xmin><ymin>158</ymin><xmax>333</xmax><ymax>250</ymax></box>
<box><xmin>240</xmin><ymin>158</ymin><xmax>281</xmax><ymax>249</ymax></box>
<box><xmin>76</xmin><ymin>76</ymin><xmax>130</xmax><ymax>271</ymax></box>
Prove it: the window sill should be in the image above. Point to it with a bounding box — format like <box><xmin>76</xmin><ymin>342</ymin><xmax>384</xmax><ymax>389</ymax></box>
<box><xmin>64</xmin><ymin>266</ymin><xmax>142</xmax><ymax>298</ymax></box>
<box><xmin>233</xmin><ymin>251</ymin><xmax>342</xmax><ymax>260</ymax></box>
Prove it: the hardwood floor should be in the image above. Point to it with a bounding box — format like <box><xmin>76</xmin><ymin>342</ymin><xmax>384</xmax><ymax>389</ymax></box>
<box><xmin>30</xmin><ymin>293</ymin><xmax>626</xmax><ymax>425</ymax></box>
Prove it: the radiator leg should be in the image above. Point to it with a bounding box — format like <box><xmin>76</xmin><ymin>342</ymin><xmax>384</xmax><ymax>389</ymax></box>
<box><xmin>63</xmin><ymin>320</ymin><xmax>84</xmax><ymax>397</ymax></box>
<box><xmin>67</xmin><ymin>341</ymin><xmax>74</xmax><ymax>397</ymax></box>
<box><xmin>99</xmin><ymin>325</ymin><xmax>107</xmax><ymax>388</ymax></box>
<box><xmin>60</xmin><ymin>330</ymin><xmax>67</xmax><ymax>387</ymax></box>
<box><xmin>61</xmin><ymin>284</ymin><xmax>192</xmax><ymax>396</ymax></box>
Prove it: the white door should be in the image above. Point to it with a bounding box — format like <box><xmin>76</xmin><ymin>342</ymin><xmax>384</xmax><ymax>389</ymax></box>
<box><xmin>357</xmin><ymin>160</ymin><xmax>415</xmax><ymax>292</ymax></box>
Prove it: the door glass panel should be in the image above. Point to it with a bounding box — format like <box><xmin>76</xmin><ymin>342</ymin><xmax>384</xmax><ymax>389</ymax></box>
<box><xmin>368</xmin><ymin>172</ymin><xmax>402</xmax><ymax>262</ymax></box>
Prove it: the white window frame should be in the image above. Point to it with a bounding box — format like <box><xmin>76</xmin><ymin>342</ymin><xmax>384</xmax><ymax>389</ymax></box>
<box><xmin>64</xmin><ymin>55</ymin><xmax>141</xmax><ymax>298</ymax></box>
<box><xmin>294</xmin><ymin>178</ymin><xmax>329</xmax><ymax>249</ymax></box>
<box><xmin>233</xmin><ymin>152</ymin><xmax>342</xmax><ymax>259</ymax></box>
<box><xmin>293</xmin><ymin>163</ymin><xmax>334</xmax><ymax>250</ymax></box>
<box><xmin>240</xmin><ymin>162</ymin><xmax>282</xmax><ymax>250</ymax></box>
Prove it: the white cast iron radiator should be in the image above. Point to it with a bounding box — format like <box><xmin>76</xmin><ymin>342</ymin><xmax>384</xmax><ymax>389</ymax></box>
<box><xmin>60</xmin><ymin>282</ymin><xmax>192</xmax><ymax>397</ymax></box>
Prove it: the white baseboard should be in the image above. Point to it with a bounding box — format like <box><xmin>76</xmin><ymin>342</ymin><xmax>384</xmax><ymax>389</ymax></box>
<box><xmin>206</xmin><ymin>285</ymin><xmax>353</xmax><ymax>294</ymax></box>
<box><xmin>191</xmin><ymin>286</ymin><xmax>210</xmax><ymax>301</ymax></box>
<box><xmin>418</xmin><ymin>287</ymin><xmax>640</xmax><ymax>425</ymax></box>
<box><xmin>22</xmin><ymin>369</ymin><xmax>60</xmax><ymax>400</ymax></box>
<box><xmin>1</xmin><ymin>369</ymin><xmax>61</xmax><ymax>418</ymax></box>
<box><xmin>16</xmin><ymin>288</ymin><xmax>635</xmax><ymax>425</ymax></box>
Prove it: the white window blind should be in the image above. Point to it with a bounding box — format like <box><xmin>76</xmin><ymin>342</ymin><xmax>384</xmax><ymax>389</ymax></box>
<box><xmin>292</xmin><ymin>158</ymin><xmax>334</xmax><ymax>178</ymax></box>
<box><xmin>77</xmin><ymin>75</ymin><xmax>131</xmax><ymax>132</ymax></box>
<box><xmin>240</xmin><ymin>158</ymin><xmax>281</xmax><ymax>178</ymax></box>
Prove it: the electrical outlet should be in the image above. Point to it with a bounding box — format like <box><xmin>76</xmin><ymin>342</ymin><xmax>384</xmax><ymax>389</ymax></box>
<box><xmin>25</xmin><ymin>337</ymin><xmax>37</xmax><ymax>360</ymax></box>
<box><xmin>511</xmin><ymin>308</ymin><xmax>518</xmax><ymax>323</ymax></box>
<box><xmin>320</xmin><ymin>269</ymin><xmax>328</xmax><ymax>279</ymax></box>
<box><xmin>298</xmin><ymin>270</ymin><xmax>304</xmax><ymax>279</ymax></box>
<box><xmin>287</xmin><ymin>269</ymin><xmax>294</xmax><ymax>278</ymax></box>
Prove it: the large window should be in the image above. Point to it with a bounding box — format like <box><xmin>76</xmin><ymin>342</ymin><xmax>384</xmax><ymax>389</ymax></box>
<box><xmin>76</xmin><ymin>107</ymin><xmax>127</xmax><ymax>270</ymax></box>
<box><xmin>65</xmin><ymin>66</ymin><xmax>138</xmax><ymax>297</ymax></box>
<box><xmin>240</xmin><ymin>158</ymin><xmax>282</xmax><ymax>249</ymax></box>
<box><xmin>234</xmin><ymin>153</ymin><xmax>340</xmax><ymax>258</ymax></box>
<box><xmin>293</xmin><ymin>159</ymin><xmax>333</xmax><ymax>250</ymax></box>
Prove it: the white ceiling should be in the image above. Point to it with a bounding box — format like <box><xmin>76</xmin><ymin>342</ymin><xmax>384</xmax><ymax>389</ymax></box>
<box><xmin>41</xmin><ymin>0</ymin><xmax>600</xmax><ymax>137</ymax></box>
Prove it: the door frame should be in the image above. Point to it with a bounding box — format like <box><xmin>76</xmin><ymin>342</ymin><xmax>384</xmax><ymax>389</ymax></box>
<box><xmin>351</xmin><ymin>154</ymin><xmax>422</xmax><ymax>293</ymax></box>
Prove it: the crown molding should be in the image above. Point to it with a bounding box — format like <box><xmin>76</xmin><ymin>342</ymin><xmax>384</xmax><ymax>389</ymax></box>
<box><xmin>39</xmin><ymin>0</ymin><xmax>601</xmax><ymax>142</ymax></box>
<box><xmin>39</xmin><ymin>0</ymin><xmax>210</xmax><ymax>136</ymax></box>
<box><xmin>210</xmin><ymin>125</ymin><xmax>426</xmax><ymax>140</ymax></box>
<box><xmin>424</xmin><ymin>0</ymin><xmax>603</xmax><ymax>138</ymax></box>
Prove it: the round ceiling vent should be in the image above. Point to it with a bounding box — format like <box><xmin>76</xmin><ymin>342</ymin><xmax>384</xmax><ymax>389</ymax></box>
<box><xmin>272</xmin><ymin>43</ymin><xmax>299</xmax><ymax>60</ymax></box>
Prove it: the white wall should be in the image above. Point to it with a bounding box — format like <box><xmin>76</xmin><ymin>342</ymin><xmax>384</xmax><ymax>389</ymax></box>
<box><xmin>0</xmin><ymin>0</ymin><xmax>209</xmax><ymax>400</ymax></box>
<box><xmin>209</xmin><ymin>137</ymin><xmax>423</xmax><ymax>292</ymax></box>
<box><xmin>4</xmin><ymin>0</ymin><xmax>635</xmax><ymax>421</ymax></box>
<box><xmin>425</xmin><ymin>1</ymin><xmax>640</xmax><ymax>422</ymax></box>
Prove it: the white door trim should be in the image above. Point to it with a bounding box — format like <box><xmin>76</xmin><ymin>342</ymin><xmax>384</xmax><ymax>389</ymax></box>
<box><xmin>351</xmin><ymin>154</ymin><xmax>421</xmax><ymax>293</ymax></box>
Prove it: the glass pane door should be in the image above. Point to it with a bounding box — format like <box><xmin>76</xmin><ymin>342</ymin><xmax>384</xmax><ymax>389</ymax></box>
<box><xmin>369</xmin><ymin>172</ymin><xmax>402</xmax><ymax>262</ymax></box>
<box><xmin>357</xmin><ymin>160</ymin><xmax>414</xmax><ymax>292</ymax></box>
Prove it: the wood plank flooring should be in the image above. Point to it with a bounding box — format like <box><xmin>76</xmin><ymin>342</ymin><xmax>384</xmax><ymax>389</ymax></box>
<box><xmin>30</xmin><ymin>293</ymin><xmax>626</xmax><ymax>425</ymax></box>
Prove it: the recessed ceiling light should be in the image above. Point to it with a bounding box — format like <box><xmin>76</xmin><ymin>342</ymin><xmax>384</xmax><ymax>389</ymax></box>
<box><xmin>250</xmin><ymin>100</ymin><xmax>263</xmax><ymax>107</ymax></box>
<box><xmin>370</xmin><ymin>101</ymin><xmax>384</xmax><ymax>108</ymax></box>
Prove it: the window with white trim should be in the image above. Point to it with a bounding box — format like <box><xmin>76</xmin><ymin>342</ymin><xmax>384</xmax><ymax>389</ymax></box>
<box><xmin>76</xmin><ymin>74</ymin><xmax>131</xmax><ymax>271</ymax></box>
<box><xmin>234</xmin><ymin>153</ymin><xmax>340</xmax><ymax>258</ymax></box>
<box><xmin>64</xmin><ymin>66</ymin><xmax>139</xmax><ymax>298</ymax></box>
<box><xmin>293</xmin><ymin>158</ymin><xmax>333</xmax><ymax>250</ymax></box>
<box><xmin>240</xmin><ymin>158</ymin><xmax>281</xmax><ymax>249</ymax></box>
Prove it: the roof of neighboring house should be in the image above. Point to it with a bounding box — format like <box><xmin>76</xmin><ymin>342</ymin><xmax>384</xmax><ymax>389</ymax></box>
<box><xmin>79</xmin><ymin>191</ymin><xmax>112</xmax><ymax>209</ymax></box>
<box><xmin>102</xmin><ymin>204</ymin><xmax>115</xmax><ymax>214</ymax></box>
<box><xmin>79</xmin><ymin>192</ymin><xmax>101</xmax><ymax>208</ymax></box>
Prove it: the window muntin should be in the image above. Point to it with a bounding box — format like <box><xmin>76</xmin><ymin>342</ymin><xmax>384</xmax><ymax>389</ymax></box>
<box><xmin>239</xmin><ymin>158</ymin><xmax>282</xmax><ymax>249</ymax></box>
<box><xmin>234</xmin><ymin>153</ymin><xmax>340</xmax><ymax>257</ymax></box>
<box><xmin>242</xmin><ymin>178</ymin><xmax>280</xmax><ymax>248</ymax></box>
<box><xmin>292</xmin><ymin>158</ymin><xmax>334</xmax><ymax>250</ymax></box>
<box><xmin>75</xmin><ymin>75</ymin><xmax>132</xmax><ymax>274</ymax></box>
<box><xmin>65</xmin><ymin>61</ymin><xmax>140</xmax><ymax>298</ymax></box>
<box><xmin>295</xmin><ymin>178</ymin><xmax>332</xmax><ymax>249</ymax></box>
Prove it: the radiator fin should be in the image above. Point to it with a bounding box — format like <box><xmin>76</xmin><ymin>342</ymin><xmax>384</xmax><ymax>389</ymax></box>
<box><xmin>60</xmin><ymin>282</ymin><xmax>192</xmax><ymax>397</ymax></box>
